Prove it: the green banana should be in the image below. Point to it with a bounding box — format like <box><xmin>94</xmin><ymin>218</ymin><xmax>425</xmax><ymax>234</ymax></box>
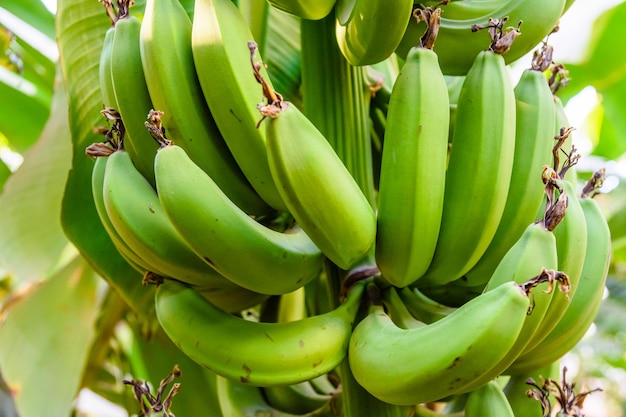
<box><xmin>348</xmin><ymin>281</ymin><xmax>531</xmax><ymax>405</ymax></box>
<box><xmin>91</xmin><ymin>153</ymin><xmax>161</xmax><ymax>275</ymax></box>
<box><xmin>397</xmin><ymin>0</ymin><xmax>566</xmax><ymax>75</ymax></box>
<box><xmin>462</xmin><ymin>63</ymin><xmax>556</xmax><ymax>288</ymax></box>
<box><xmin>507</xmin><ymin>191</ymin><xmax>611</xmax><ymax>374</ymax></box>
<box><xmin>381</xmin><ymin>286</ymin><xmax>427</xmax><ymax>329</ymax></box>
<box><xmin>154</xmin><ymin>143</ymin><xmax>324</xmax><ymax>295</ymax></box>
<box><xmin>99</xmin><ymin>25</ymin><xmax>117</xmax><ymax>109</ymax></box>
<box><xmin>335</xmin><ymin>0</ymin><xmax>414</xmax><ymax>66</ymax></box>
<box><xmin>155</xmin><ymin>279</ymin><xmax>365</xmax><ymax>386</ymax></box>
<box><xmin>139</xmin><ymin>0</ymin><xmax>270</xmax><ymax>215</ymax></box>
<box><xmin>504</xmin><ymin>361</ymin><xmax>560</xmax><ymax>417</ymax></box>
<box><xmin>102</xmin><ymin>149</ymin><xmax>235</xmax><ymax>289</ymax></box>
<box><xmin>375</xmin><ymin>17</ymin><xmax>449</xmax><ymax>287</ymax></box>
<box><xmin>397</xmin><ymin>286</ymin><xmax>457</xmax><ymax>324</ymax></box>
<box><xmin>194</xmin><ymin>284</ymin><xmax>270</xmax><ymax>314</ymax></box>
<box><xmin>524</xmin><ymin>179</ymin><xmax>587</xmax><ymax>353</ymax></box>
<box><xmin>259</xmin><ymin>94</ymin><xmax>376</xmax><ymax>270</ymax></box>
<box><xmin>191</xmin><ymin>0</ymin><xmax>286</xmax><ymax>211</ymax></box>
<box><xmin>216</xmin><ymin>375</ymin><xmax>337</xmax><ymax>417</ymax></box>
<box><xmin>419</xmin><ymin>47</ymin><xmax>516</xmax><ymax>285</ymax></box>
<box><xmin>109</xmin><ymin>13</ymin><xmax>159</xmax><ymax>187</ymax></box>
<box><xmin>263</xmin><ymin>381</ymin><xmax>333</xmax><ymax>415</ymax></box>
<box><xmin>465</xmin><ymin>381</ymin><xmax>515</xmax><ymax>417</ymax></box>
<box><xmin>266</xmin><ymin>0</ymin><xmax>337</xmax><ymax>20</ymax></box>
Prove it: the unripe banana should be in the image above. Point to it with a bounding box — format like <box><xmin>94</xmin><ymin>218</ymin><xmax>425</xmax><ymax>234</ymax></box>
<box><xmin>419</xmin><ymin>48</ymin><xmax>516</xmax><ymax>285</ymax></box>
<box><xmin>263</xmin><ymin>381</ymin><xmax>333</xmax><ymax>415</ymax></box>
<box><xmin>155</xmin><ymin>279</ymin><xmax>365</xmax><ymax>386</ymax></box>
<box><xmin>465</xmin><ymin>381</ymin><xmax>515</xmax><ymax>417</ymax></box>
<box><xmin>463</xmin><ymin>65</ymin><xmax>556</xmax><ymax>288</ymax></box>
<box><xmin>261</xmin><ymin>100</ymin><xmax>376</xmax><ymax>270</ymax></box>
<box><xmin>507</xmin><ymin>192</ymin><xmax>611</xmax><ymax>374</ymax></box>
<box><xmin>397</xmin><ymin>286</ymin><xmax>456</xmax><ymax>324</ymax></box>
<box><xmin>397</xmin><ymin>0</ymin><xmax>566</xmax><ymax>75</ymax></box>
<box><xmin>102</xmin><ymin>149</ymin><xmax>235</xmax><ymax>289</ymax></box>
<box><xmin>504</xmin><ymin>361</ymin><xmax>560</xmax><ymax>417</ymax></box>
<box><xmin>99</xmin><ymin>26</ymin><xmax>117</xmax><ymax>109</ymax></box>
<box><xmin>381</xmin><ymin>286</ymin><xmax>427</xmax><ymax>329</ymax></box>
<box><xmin>153</xmin><ymin>144</ymin><xmax>325</xmax><ymax>295</ymax></box>
<box><xmin>194</xmin><ymin>284</ymin><xmax>269</xmax><ymax>314</ymax></box>
<box><xmin>375</xmin><ymin>25</ymin><xmax>449</xmax><ymax>287</ymax></box>
<box><xmin>191</xmin><ymin>0</ymin><xmax>287</xmax><ymax>211</ymax></box>
<box><xmin>348</xmin><ymin>281</ymin><xmax>530</xmax><ymax>405</ymax></box>
<box><xmin>140</xmin><ymin>0</ymin><xmax>270</xmax><ymax>215</ymax></box>
<box><xmin>524</xmin><ymin>179</ymin><xmax>587</xmax><ymax>353</ymax></box>
<box><xmin>266</xmin><ymin>0</ymin><xmax>337</xmax><ymax>20</ymax></box>
<box><xmin>109</xmin><ymin>14</ymin><xmax>159</xmax><ymax>186</ymax></box>
<box><xmin>335</xmin><ymin>0</ymin><xmax>414</xmax><ymax>66</ymax></box>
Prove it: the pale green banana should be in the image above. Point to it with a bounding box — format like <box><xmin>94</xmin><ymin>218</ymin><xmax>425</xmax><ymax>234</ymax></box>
<box><xmin>465</xmin><ymin>381</ymin><xmax>515</xmax><ymax>417</ymax></box>
<box><xmin>102</xmin><ymin>149</ymin><xmax>235</xmax><ymax>289</ymax></box>
<box><xmin>419</xmin><ymin>49</ymin><xmax>516</xmax><ymax>285</ymax></box>
<box><xmin>507</xmin><ymin>193</ymin><xmax>611</xmax><ymax>374</ymax></box>
<box><xmin>109</xmin><ymin>14</ymin><xmax>159</xmax><ymax>186</ymax></box>
<box><xmin>397</xmin><ymin>0</ymin><xmax>566</xmax><ymax>75</ymax></box>
<box><xmin>155</xmin><ymin>279</ymin><xmax>365</xmax><ymax>386</ymax></box>
<box><xmin>154</xmin><ymin>144</ymin><xmax>324</xmax><ymax>295</ymax></box>
<box><xmin>335</xmin><ymin>0</ymin><xmax>414</xmax><ymax>66</ymax></box>
<box><xmin>348</xmin><ymin>281</ymin><xmax>530</xmax><ymax>405</ymax></box>
<box><xmin>194</xmin><ymin>284</ymin><xmax>270</xmax><ymax>314</ymax></box>
<box><xmin>381</xmin><ymin>286</ymin><xmax>427</xmax><ymax>329</ymax></box>
<box><xmin>524</xmin><ymin>179</ymin><xmax>587</xmax><ymax>353</ymax></box>
<box><xmin>397</xmin><ymin>286</ymin><xmax>457</xmax><ymax>324</ymax></box>
<box><xmin>504</xmin><ymin>361</ymin><xmax>560</xmax><ymax>417</ymax></box>
<box><xmin>266</xmin><ymin>0</ymin><xmax>337</xmax><ymax>20</ymax></box>
<box><xmin>262</xmin><ymin>100</ymin><xmax>376</xmax><ymax>270</ymax></box>
<box><xmin>99</xmin><ymin>26</ymin><xmax>117</xmax><ymax>109</ymax></box>
<box><xmin>140</xmin><ymin>0</ymin><xmax>270</xmax><ymax>215</ymax></box>
<box><xmin>191</xmin><ymin>0</ymin><xmax>287</xmax><ymax>211</ymax></box>
<box><xmin>376</xmin><ymin>39</ymin><xmax>449</xmax><ymax>287</ymax></box>
<box><xmin>463</xmin><ymin>65</ymin><xmax>556</xmax><ymax>287</ymax></box>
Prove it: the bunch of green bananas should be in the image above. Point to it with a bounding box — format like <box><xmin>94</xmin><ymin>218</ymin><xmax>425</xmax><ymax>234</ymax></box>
<box><xmin>87</xmin><ymin>0</ymin><xmax>610</xmax><ymax>414</ymax></box>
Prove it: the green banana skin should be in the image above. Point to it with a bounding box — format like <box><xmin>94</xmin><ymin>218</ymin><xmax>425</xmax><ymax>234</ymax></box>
<box><xmin>375</xmin><ymin>46</ymin><xmax>449</xmax><ymax>288</ymax></box>
<box><xmin>419</xmin><ymin>50</ymin><xmax>516</xmax><ymax>285</ymax></box>
<box><xmin>264</xmin><ymin>102</ymin><xmax>376</xmax><ymax>270</ymax></box>
<box><xmin>463</xmin><ymin>67</ymin><xmax>556</xmax><ymax>288</ymax></box>
<box><xmin>348</xmin><ymin>281</ymin><xmax>529</xmax><ymax>405</ymax></box>
<box><xmin>154</xmin><ymin>144</ymin><xmax>324</xmax><ymax>296</ymax></box>
<box><xmin>140</xmin><ymin>0</ymin><xmax>270</xmax><ymax>215</ymax></box>
<box><xmin>191</xmin><ymin>0</ymin><xmax>287</xmax><ymax>211</ymax></box>
<box><xmin>155</xmin><ymin>279</ymin><xmax>365</xmax><ymax>386</ymax></box>
<box><xmin>335</xmin><ymin>0</ymin><xmax>414</xmax><ymax>66</ymax></box>
<box><xmin>398</xmin><ymin>0</ymin><xmax>566</xmax><ymax>75</ymax></box>
<box><xmin>99</xmin><ymin>26</ymin><xmax>117</xmax><ymax>108</ymax></box>
<box><xmin>266</xmin><ymin>0</ymin><xmax>337</xmax><ymax>20</ymax></box>
<box><xmin>216</xmin><ymin>375</ymin><xmax>338</xmax><ymax>417</ymax></box>
<box><xmin>102</xmin><ymin>150</ymin><xmax>235</xmax><ymax>289</ymax></box>
<box><xmin>382</xmin><ymin>286</ymin><xmax>427</xmax><ymax>329</ymax></box>
<box><xmin>397</xmin><ymin>286</ymin><xmax>457</xmax><ymax>324</ymax></box>
<box><xmin>507</xmin><ymin>196</ymin><xmax>611</xmax><ymax>374</ymax></box>
<box><xmin>465</xmin><ymin>381</ymin><xmax>515</xmax><ymax>417</ymax></box>
<box><xmin>473</xmin><ymin>222</ymin><xmax>558</xmax><ymax>382</ymax></box>
<box><xmin>524</xmin><ymin>180</ymin><xmax>587</xmax><ymax>353</ymax></box>
<box><xmin>194</xmin><ymin>284</ymin><xmax>269</xmax><ymax>314</ymax></box>
<box><xmin>91</xmin><ymin>155</ymin><xmax>163</xmax><ymax>275</ymax></box>
<box><xmin>263</xmin><ymin>381</ymin><xmax>333</xmax><ymax>414</ymax></box>
<box><xmin>110</xmin><ymin>15</ymin><xmax>159</xmax><ymax>187</ymax></box>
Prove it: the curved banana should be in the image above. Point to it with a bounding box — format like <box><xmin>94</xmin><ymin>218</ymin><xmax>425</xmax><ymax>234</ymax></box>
<box><xmin>397</xmin><ymin>286</ymin><xmax>457</xmax><ymax>324</ymax></box>
<box><xmin>335</xmin><ymin>0</ymin><xmax>414</xmax><ymax>66</ymax></box>
<box><xmin>419</xmin><ymin>46</ymin><xmax>516</xmax><ymax>286</ymax></box>
<box><xmin>194</xmin><ymin>284</ymin><xmax>270</xmax><ymax>314</ymax></box>
<box><xmin>266</xmin><ymin>0</ymin><xmax>337</xmax><ymax>20</ymax></box>
<box><xmin>375</xmin><ymin>16</ymin><xmax>449</xmax><ymax>287</ymax></box>
<box><xmin>102</xmin><ymin>149</ymin><xmax>235</xmax><ymax>289</ymax></box>
<box><xmin>216</xmin><ymin>375</ymin><xmax>337</xmax><ymax>417</ymax></box>
<box><xmin>381</xmin><ymin>286</ymin><xmax>427</xmax><ymax>329</ymax></box>
<box><xmin>139</xmin><ymin>0</ymin><xmax>270</xmax><ymax>215</ymax></box>
<box><xmin>109</xmin><ymin>13</ymin><xmax>159</xmax><ymax>186</ymax></box>
<box><xmin>507</xmin><ymin>191</ymin><xmax>611</xmax><ymax>374</ymax></box>
<box><xmin>155</xmin><ymin>279</ymin><xmax>365</xmax><ymax>386</ymax></box>
<box><xmin>348</xmin><ymin>281</ymin><xmax>530</xmax><ymax>405</ymax></box>
<box><xmin>259</xmin><ymin>96</ymin><xmax>376</xmax><ymax>270</ymax></box>
<box><xmin>465</xmin><ymin>381</ymin><xmax>515</xmax><ymax>417</ymax></box>
<box><xmin>99</xmin><ymin>26</ymin><xmax>117</xmax><ymax>109</ymax></box>
<box><xmin>153</xmin><ymin>144</ymin><xmax>325</xmax><ymax>295</ymax></box>
<box><xmin>263</xmin><ymin>381</ymin><xmax>333</xmax><ymax>415</ymax></box>
<box><xmin>191</xmin><ymin>0</ymin><xmax>286</xmax><ymax>211</ymax></box>
<box><xmin>463</xmin><ymin>64</ymin><xmax>556</xmax><ymax>287</ymax></box>
<box><xmin>524</xmin><ymin>179</ymin><xmax>587</xmax><ymax>353</ymax></box>
<box><xmin>397</xmin><ymin>0</ymin><xmax>566</xmax><ymax>75</ymax></box>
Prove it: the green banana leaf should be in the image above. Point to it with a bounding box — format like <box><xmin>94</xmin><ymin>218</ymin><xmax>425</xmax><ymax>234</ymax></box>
<box><xmin>0</xmin><ymin>255</ymin><xmax>101</xmax><ymax>417</ymax></box>
<box><xmin>56</xmin><ymin>0</ymin><xmax>152</xmax><ymax>315</ymax></box>
<box><xmin>0</xmin><ymin>73</ymin><xmax>71</xmax><ymax>285</ymax></box>
<box><xmin>558</xmin><ymin>1</ymin><xmax>626</xmax><ymax>160</ymax></box>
